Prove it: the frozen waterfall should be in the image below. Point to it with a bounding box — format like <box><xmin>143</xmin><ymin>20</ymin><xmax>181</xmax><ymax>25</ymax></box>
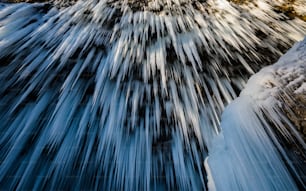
<box><xmin>207</xmin><ymin>38</ymin><xmax>306</xmax><ymax>190</ymax></box>
<box><xmin>0</xmin><ymin>0</ymin><xmax>305</xmax><ymax>190</ymax></box>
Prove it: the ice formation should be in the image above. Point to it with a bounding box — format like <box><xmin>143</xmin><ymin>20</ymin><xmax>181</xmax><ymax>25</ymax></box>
<box><xmin>0</xmin><ymin>0</ymin><xmax>305</xmax><ymax>190</ymax></box>
<box><xmin>207</xmin><ymin>38</ymin><xmax>306</xmax><ymax>191</ymax></box>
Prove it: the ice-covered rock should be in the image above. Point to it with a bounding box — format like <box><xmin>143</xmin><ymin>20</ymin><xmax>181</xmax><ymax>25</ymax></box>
<box><xmin>207</xmin><ymin>38</ymin><xmax>306</xmax><ymax>191</ymax></box>
<box><xmin>0</xmin><ymin>0</ymin><xmax>305</xmax><ymax>190</ymax></box>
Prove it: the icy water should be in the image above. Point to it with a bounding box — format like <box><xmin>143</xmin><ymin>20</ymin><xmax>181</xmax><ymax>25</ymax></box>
<box><xmin>0</xmin><ymin>0</ymin><xmax>305</xmax><ymax>190</ymax></box>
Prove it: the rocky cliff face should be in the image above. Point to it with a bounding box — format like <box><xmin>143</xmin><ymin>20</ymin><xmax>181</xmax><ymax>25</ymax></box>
<box><xmin>3</xmin><ymin>0</ymin><xmax>306</xmax><ymax>21</ymax></box>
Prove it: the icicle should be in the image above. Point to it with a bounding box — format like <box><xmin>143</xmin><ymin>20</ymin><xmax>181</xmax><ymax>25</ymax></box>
<box><xmin>207</xmin><ymin>38</ymin><xmax>306</xmax><ymax>191</ymax></box>
<box><xmin>0</xmin><ymin>0</ymin><xmax>305</xmax><ymax>190</ymax></box>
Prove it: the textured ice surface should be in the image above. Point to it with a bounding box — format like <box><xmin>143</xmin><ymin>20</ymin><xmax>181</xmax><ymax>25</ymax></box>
<box><xmin>0</xmin><ymin>0</ymin><xmax>305</xmax><ymax>190</ymax></box>
<box><xmin>207</xmin><ymin>38</ymin><xmax>306</xmax><ymax>191</ymax></box>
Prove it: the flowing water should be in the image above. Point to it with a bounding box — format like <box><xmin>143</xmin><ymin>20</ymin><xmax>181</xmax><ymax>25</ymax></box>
<box><xmin>0</xmin><ymin>0</ymin><xmax>305</xmax><ymax>190</ymax></box>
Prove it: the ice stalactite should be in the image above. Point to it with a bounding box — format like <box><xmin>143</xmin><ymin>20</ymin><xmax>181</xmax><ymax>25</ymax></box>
<box><xmin>0</xmin><ymin>0</ymin><xmax>305</xmax><ymax>190</ymax></box>
<box><xmin>207</xmin><ymin>38</ymin><xmax>306</xmax><ymax>191</ymax></box>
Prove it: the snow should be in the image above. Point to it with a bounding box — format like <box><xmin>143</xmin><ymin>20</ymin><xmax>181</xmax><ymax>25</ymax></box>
<box><xmin>295</xmin><ymin>82</ymin><xmax>306</xmax><ymax>94</ymax></box>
